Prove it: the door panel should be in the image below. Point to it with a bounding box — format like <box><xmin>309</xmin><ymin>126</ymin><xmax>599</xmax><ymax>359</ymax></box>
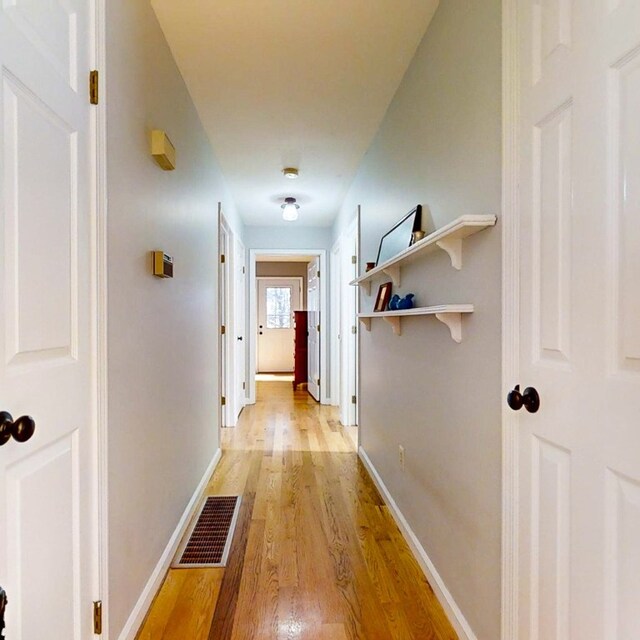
<box><xmin>257</xmin><ymin>278</ymin><xmax>300</xmax><ymax>373</ymax></box>
<box><xmin>517</xmin><ymin>1</ymin><xmax>640</xmax><ymax>638</ymax></box>
<box><xmin>0</xmin><ymin>1</ymin><xmax>95</xmax><ymax>638</ymax></box>
<box><xmin>234</xmin><ymin>239</ymin><xmax>246</xmax><ymax>419</ymax></box>
<box><xmin>4</xmin><ymin>73</ymin><xmax>76</xmax><ymax>364</ymax></box>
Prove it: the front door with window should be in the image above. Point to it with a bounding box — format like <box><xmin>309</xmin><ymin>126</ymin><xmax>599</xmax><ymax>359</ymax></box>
<box><xmin>257</xmin><ymin>278</ymin><xmax>301</xmax><ymax>372</ymax></box>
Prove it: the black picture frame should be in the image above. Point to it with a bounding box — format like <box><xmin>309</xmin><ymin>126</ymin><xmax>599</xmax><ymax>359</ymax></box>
<box><xmin>375</xmin><ymin>205</ymin><xmax>423</xmax><ymax>266</ymax></box>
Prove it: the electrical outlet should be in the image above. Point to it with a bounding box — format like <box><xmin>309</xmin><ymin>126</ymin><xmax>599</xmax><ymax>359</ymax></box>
<box><xmin>398</xmin><ymin>445</ymin><xmax>405</xmax><ymax>471</ymax></box>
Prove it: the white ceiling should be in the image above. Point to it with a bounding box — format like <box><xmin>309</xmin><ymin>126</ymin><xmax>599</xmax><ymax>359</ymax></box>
<box><xmin>151</xmin><ymin>0</ymin><xmax>439</xmax><ymax>227</ymax></box>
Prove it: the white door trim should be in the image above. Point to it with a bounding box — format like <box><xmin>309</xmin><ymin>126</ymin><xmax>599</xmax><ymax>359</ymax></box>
<box><xmin>330</xmin><ymin>237</ymin><xmax>341</xmax><ymax>407</ymax></box>
<box><xmin>93</xmin><ymin>0</ymin><xmax>110</xmax><ymax>635</ymax></box>
<box><xmin>248</xmin><ymin>249</ymin><xmax>329</xmax><ymax>405</ymax></box>
<box><xmin>219</xmin><ymin>210</ymin><xmax>234</xmax><ymax>428</ymax></box>
<box><xmin>501</xmin><ymin>0</ymin><xmax>520</xmax><ymax>638</ymax></box>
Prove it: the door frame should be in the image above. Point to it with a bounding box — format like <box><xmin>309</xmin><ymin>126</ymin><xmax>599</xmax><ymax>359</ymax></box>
<box><xmin>256</xmin><ymin>276</ymin><xmax>304</xmax><ymax>373</ymax></box>
<box><xmin>93</xmin><ymin>0</ymin><xmax>109</xmax><ymax>635</ymax></box>
<box><xmin>219</xmin><ymin>210</ymin><xmax>243</xmax><ymax>428</ymax></box>
<box><xmin>248</xmin><ymin>249</ymin><xmax>329</xmax><ymax>405</ymax></box>
<box><xmin>501</xmin><ymin>0</ymin><xmax>520</xmax><ymax>638</ymax></box>
<box><xmin>331</xmin><ymin>215</ymin><xmax>359</xmax><ymax>432</ymax></box>
<box><xmin>233</xmin><ymin>233</ymin><xmax>247</xmax><ymax>423</ymax></box>
<box><xmin>330</xmin><ymin>238</ymin><xmax>341</xmax><ymax>407</ymax></box>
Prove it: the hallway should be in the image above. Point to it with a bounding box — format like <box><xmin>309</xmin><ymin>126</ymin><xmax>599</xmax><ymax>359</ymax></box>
<box><xmin>137</xmin><ymin>383</ymin><xmax>457</xmax><ymax>639</ymax></box>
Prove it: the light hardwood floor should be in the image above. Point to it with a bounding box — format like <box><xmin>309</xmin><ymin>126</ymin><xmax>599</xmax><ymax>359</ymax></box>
<box><xmin>136</xmin><ymin>382</ymin><xmax>457</xmax><ymax>640</ymax></box>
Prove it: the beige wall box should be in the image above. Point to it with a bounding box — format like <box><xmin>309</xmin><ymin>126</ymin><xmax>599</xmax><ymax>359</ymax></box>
<box><xmin>151</xmin><ymin>130</ymin><xmax>176</xmax><ymax>170</ymax></box>
<box><xmin>153</xmin><ymin>251</ymin><xmax>174</xmax><ymax>278</ymax></box>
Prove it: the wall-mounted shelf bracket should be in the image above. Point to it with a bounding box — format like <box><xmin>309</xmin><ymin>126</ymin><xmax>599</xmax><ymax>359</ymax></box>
<box><xmin>382</xmin><ymin>264</ymin><xmax>401</xmax><ymax>287</ymax></box>
<box><xmin>435</xmin><ymin>238</ymin><xmax>463</xmax><ymax>270</ymax></box>
<box><xmin>435</xmin><ymin>311</ymin><xmax>463</xmax><ymax>343</ymax></box>
<box><xmin>383</xmin><ymin>316</ymin><xmax>402</xmax><ymax>335</ymax></box>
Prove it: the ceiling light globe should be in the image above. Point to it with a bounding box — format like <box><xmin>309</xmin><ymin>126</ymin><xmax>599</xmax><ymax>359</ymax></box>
<box><xmin>283</xmin><ymin>168</ymin><xmax>299</xmax><ymax>179</ymax></box>
<box><xmin>282</xmin><ymin>204</ymin><xmax>299</xmax><ymax>221</ymax></box>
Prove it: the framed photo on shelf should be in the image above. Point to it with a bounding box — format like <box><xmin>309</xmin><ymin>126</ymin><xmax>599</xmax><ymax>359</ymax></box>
<box><xmin>374</xmin><ymin>282</ymin><xmax>392</xmax><ymax>312</ymax></box>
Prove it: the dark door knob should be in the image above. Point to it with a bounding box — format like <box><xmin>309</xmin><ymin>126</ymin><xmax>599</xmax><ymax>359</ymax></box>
<box><xmin>507</xmin><ymin>385</ymin><xmax>540</xmax><ymax>414</ymax></box>
<box><xmin>0</xmin><ymin>585</ymin><xmax>7</xmax><ymax>639</ymax></box>
<box><xmin>237</xmin><ymin>336</ymin><xmax>243</xmax><ymax>341</ymax></box>
<box><xmin>0</xmin><ymin>412</ymin><xmax>36</xmax><ymax>446</ymax></box>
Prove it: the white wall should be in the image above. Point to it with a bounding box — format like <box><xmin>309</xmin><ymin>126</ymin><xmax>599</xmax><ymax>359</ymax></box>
<box><xmin>105</xmin><ymin>2</ymin><xmax>240</xmax><ymax>636</ymax></box>
<box><xmin>334</xmin><ymin>2</ymin><xmax>502</xmax><ymax>638</ymax></box>
<box><xmin>244</xmin><ymin>225</ymin><xmax>331</xmax><ymax>251</ymax></box>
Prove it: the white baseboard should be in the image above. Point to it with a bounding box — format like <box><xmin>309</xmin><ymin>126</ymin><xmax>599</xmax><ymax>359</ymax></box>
<box><xmin>117</xmin><ymin>448</ymin><xmax>223</xmax><ymax>640</ymax></box>
<box><xmin>358</xmin><ymin>446</ymin><xmax>477</xmax><ymax>640</ymax></box>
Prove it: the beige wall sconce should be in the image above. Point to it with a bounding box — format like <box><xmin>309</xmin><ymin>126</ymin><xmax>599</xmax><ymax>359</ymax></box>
<box><xmin>151</xmin><ymin>130</ymin><xmax>176</xmax><ymax>171</ymax></box>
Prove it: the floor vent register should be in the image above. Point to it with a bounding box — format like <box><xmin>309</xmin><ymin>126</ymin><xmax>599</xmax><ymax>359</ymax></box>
<box><xmin>172</xmin><ymin>495</ymin><xmax>241</xmax><ymax>568</ymax></box>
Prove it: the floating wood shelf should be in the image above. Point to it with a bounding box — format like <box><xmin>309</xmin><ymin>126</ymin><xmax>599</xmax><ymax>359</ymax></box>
<box><xmin>351</xmin><ymin>214</ymin><xmax>496</xmax><ymax>294</ymax></box>
<box><xmin>358</xmin><ymin>305</ymin><xmax>474</xmax><ymax>342</ymax></box>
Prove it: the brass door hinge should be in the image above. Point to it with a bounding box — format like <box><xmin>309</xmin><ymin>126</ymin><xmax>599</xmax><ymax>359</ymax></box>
<box><xmin>351</xmin><ymin>395</ymin><xmax>357</xmax><ymax>405</ymax></box>
<box><xmin>351</xmin><ymin>325</ymin><xmax>357</xmax><ymax>335</ymax></box>
<box><xmin>89</xmin><ymin>70</ymin><xmax>99</xmax><ymax>105</ymax></box>
<box><xmin>93</xmin><ymin>601</ymin><xmax>103</xmax><ymax>635</ymax></box>
<box><xmin>352</xmin><ymin>255</ymin><xmax>357</xmax><ymax>264</ymax></box>
<box><xmin>316</xmin><ymin>378</ymin><xmax>320</xmax><ymax>386</ymax></box>
<box><xmin>221</xmin><ymin>325</ymin><xmax>226</xmax><ymax>335</ymax></box>
<box><xmin>221</xmin><ymin>396</ymin><xmax>226</xmax><ymax>406</ymax></box>
<box><xmin>242</xmin><ymin>382</ymin><xmax>246</xmax><ymax>390</ymax></box>
<box><xmin>242</xmin><ymin>266</ymin><xmax>245</xmax><ymax>274</ymax></box>
<box><xmin>317</xmin><ymin>270</ymin><xmax>320</xmax><ymax>278</ymax></box>
<box><xmin>220</xmin><ymin>254</ymin><xmax>226</xmax><ymax>264</ymax></box>
<box><xmin>317</xmin><ymin>324</ymin><xmax>320</xmax><ymax>333</ymax></box>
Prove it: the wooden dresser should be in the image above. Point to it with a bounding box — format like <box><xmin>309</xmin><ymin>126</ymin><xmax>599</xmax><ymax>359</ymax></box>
<box><xmin>293</xmin><ymin>311</ymin><xmax>308</xmax><ymax>390</ymax></box>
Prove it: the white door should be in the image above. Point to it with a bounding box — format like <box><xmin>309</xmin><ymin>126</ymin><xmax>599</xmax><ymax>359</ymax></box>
<box><xmin>233</xmin><ymin>237</ymin><xmax>246</xmax><ymax>420</ymax></box>
<box><xmin>257</xmin><ymin>278</ymin><xmax>301</xmax><ymax>372</ymax></box>
<box><xmin>307</xmin><ymin>260</ymin><xmax>320</xmax><ymax>401</ymax></box>
<box><xmin>515</xmin><ymin>2</ymin><xmax>640</xmax><ymax>638</ymax></box>
<box><xmin>0</xmin><ymin>2</ymin><xmax>97</xmax><ymax>639</ymax></box>
<box><xmin>340</xmin><ymin>222</ymin><xmax>358</xmax><ymax>427</ymax></box>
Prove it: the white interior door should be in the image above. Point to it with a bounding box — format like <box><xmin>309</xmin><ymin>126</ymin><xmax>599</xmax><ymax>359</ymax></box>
<box><xmin>340</xmin><ymin>222</ymin><xmax>358</xmax><ymax>427</ymax></box>
<box><xmin>0</xmin><ymin>2</ymin><xmax>97</xmax><ymax>638</ymax></box>
<box><xmin>516</xmin><ymin>2</ymin><xmax>640</xmax><ymax>638</ymax></box>
<box><xmin>233</xmin><ymin>237</ymin><xmax>246</xmax><ymax>420</ymax></box>
<box><xmin>307</xmin><ymin>260</ymin><xmax>320</xmax><ymax>400</ymax></box>
<box><xmin>257</xmin><ymin>278</ymin><xmax>301</xmax><ymax>372</ymax></box>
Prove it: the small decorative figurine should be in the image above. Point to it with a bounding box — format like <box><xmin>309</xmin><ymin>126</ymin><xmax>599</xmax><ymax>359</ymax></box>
<box><xmin>388</xmin><ymin>294</ymin><xmax>401</xmax><ymax>311</ymax></box>
<box><xmin>397</xmin><ymin>293</ymin><xmax>415</xmax><ymax>310</ymax></box>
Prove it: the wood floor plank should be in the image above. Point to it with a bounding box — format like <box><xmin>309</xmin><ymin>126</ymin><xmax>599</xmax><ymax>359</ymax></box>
<box><xmin>136</xmin><ymin>569</ymin><xmax>223</xmax><ymax>640</ymax></box>
<box><xmin>137</xmin><ymin>382</ymin><xmax>459</xmax><ymax>640</ymax></box>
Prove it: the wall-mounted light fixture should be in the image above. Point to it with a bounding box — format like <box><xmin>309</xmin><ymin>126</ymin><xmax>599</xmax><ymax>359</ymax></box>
<box><xmin>282</xmin><ymin>167</ymin><xmax>299</xmax><ymax>179</ymax></box>
<box><xmin>281</xmin><ymin>197</ymin><xmax>300</xmax><ymax>221</ymax></box>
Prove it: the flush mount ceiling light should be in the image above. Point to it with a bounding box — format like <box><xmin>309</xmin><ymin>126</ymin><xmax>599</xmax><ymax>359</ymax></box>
<box><xmin>281</xmin><ymin>197</ymin><xmax>300</xmax><ymax>221</ymax></box>
<box><xmin>282</xmin><ymin>167</ymin><xmax>299</xmax><ymax>179</ymax></box>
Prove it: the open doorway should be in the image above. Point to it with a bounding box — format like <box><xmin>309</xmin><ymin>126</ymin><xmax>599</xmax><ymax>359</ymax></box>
<box><xmin>248</xmin><ymin>250</ymin><xmax>328</xmax><ymax>404</ymax></box>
